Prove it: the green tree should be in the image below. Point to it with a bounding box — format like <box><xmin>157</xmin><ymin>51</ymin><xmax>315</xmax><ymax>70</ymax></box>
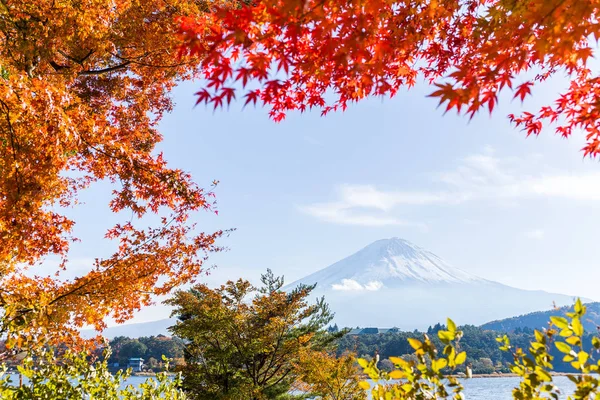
<box><xmin>166</xmin><ymin>269</ymin><xmax>341</xmax><ymax>400</ymax></box>
<box><xmin>139</xmin><ymin>335</ymin><xmax>185</xmax><ymax>364</ymax></box>
<box><xmin>117</xmin><ymin>339</ymin><xmax>148</xmax><ymax>365</ymax></box>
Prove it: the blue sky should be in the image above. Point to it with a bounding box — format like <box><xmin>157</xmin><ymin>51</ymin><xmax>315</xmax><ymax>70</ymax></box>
<box><xmin>63</xmin><ymin>75</ymin><xmax>600</xmax><ymax>324</ymax></box>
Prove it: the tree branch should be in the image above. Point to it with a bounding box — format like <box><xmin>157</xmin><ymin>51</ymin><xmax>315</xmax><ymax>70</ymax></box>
<box><xmin>79</xmin><ymin>61</ymin><xmax>131</xmax><ymax>75</ymax></box>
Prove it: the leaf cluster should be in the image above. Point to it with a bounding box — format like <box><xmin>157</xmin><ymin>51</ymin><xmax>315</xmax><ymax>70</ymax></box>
<box><xmin>182</xmin><ymin>0</ymin><xmax>600</xmax><ymax>156</ymax></box>
<box><xmin>0</xmin><ymin>347</ymin><xmax>186</xmax><ymax>399</ymax></box>
<box><xmin>359</xmin><ymin>319</ymin><xmax>465</xmax><ymax>399</ymax></box>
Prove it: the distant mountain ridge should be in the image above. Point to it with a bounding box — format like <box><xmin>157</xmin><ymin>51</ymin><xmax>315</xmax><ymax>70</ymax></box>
<box><xmin>81</xmin><ymin>318</ymin><xmax>176</xmax><ymax>339</ymax></box>
<box><xmin>481</xmin><ymin>302</ymin><xmax>600</xmax><ymax>332</ymax></box>
<box><xmin>285</xmin><ymin>237</ymin><xmax>583</xmax><ymax>329</ymax></box>
<box><xmin>287</xmin><ymin>238</ymin><xmax>485</xmax><ymax>289</ymax></box>
<box><xmin>87</xmin><ymin>237</ymin><xmax>587</xmax><ymax>337</ymax></box>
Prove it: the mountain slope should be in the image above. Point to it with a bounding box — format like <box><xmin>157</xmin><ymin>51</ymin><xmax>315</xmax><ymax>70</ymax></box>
<box><xmin>81</xmin><ymin>318</ymin><xmax>176</xmax><ymax>339</ymax></box>
<box><xmin>481</xmin><ymin>302</ymin><xmax>600</xmax><ymax>332</ymax></box>
<box><xmin>87</xmin><ymin>238</ymin><xmax>585</xmax><ymax>338</ymax></box>
<box><xmin>288</xmin><ymin>238</ymin><xmax>485</xmax><ymax>289</ymax></box>
<box><xmin>285</xmin><ymin>238</ymin><xmax>582</xmax><ymax>330</ymax></box>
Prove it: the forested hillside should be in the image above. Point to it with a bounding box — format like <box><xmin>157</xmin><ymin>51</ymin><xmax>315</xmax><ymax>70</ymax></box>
<box><xmin>107</xmin><ymin>335</ymin><xmax>185</xmax><ymax>371</ymax></box>
<box><xmin>481</xmin><ymin>302</ymin><xmax>600</xmax><ymax>333</ymax></box>
<box><xmin>334</xmin><ymin>323</ymin><xmax>596</xmax><ymax>374</ymax></box>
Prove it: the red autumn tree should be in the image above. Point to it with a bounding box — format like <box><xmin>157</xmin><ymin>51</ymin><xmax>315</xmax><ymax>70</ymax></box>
<box><xmin>180</xmin><ymin>0</ymin><xmax>600</xmax><ymax>156</ymax></box>
<box><xmin>0</xmin><ymin>0</ymin><xmax>239</xmax><ymax>351</ymax></box>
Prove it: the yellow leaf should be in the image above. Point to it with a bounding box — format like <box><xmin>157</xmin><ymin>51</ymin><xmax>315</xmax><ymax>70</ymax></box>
<box><xmin>572</xmin><ymin>318</ymin><xmax>583</xmax><ymax>336</ymax></box>
<box><xmin>454</xmin><ymin>351</ymin><xmax>467</xmax><ymax>365</ymax></box>
<box><xmin>389</xmin><ymin>356</ymin><xmax>409</xmax><ymax>368</ymax></box>
<box><xmin>388</xmin><ymin>370</ymin><xmax>404</xmax><ymax>379</ymax></box>
<box><xmin>408</xmin><ymin>338</ymin><xmax>422</xmax><ymax>350</ymax></box>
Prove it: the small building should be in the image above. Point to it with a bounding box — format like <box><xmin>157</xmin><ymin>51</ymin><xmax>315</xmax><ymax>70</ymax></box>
<box><xmin>128</xmin><ymin>358</ymin><xmax>144</xmax><ymax>372</ymax></box>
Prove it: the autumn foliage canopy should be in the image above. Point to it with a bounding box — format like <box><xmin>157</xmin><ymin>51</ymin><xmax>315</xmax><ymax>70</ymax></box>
<box><xmin>180</xmin><ymin>0</ymin><xmax>600</xmax><ymax>156</ymax></box>
<box><xmin>2</xmin><ymin>0</ymin><xmax>599</xmax><ymax>354</ymax></box>
<box><xmin>0</xmin><ymin>0</ymin><xmax>234</xmax><ymax>350</ymax></box>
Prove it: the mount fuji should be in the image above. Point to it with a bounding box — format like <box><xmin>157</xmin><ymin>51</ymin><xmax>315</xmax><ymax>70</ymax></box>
<box><xmin>284</xmin><ymin>238</ymin><xmax>580</xmax><ymax>330</ymax></box>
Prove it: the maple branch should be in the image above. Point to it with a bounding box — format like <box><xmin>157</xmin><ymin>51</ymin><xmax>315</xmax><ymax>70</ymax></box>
<box><xmin>0</xmin><ymin>99</ymin><xmax>22</xmax><ymax>199</ymax></box>
<box><xmin>49</xmin><ymin>60</ymin><xmax>69</xmax><ymax>71</ymax></box>
<box><xmin>111</xmin><ymin>51</ymin><xmax>194</xmax><ymax>69</ymax></box>
<box><xmin>79</xmin><ymin>61</ymin><xmax>131</xmax><ymax>75</ymax></box>
<box><xmin>58</xmin><ymin>49</ymin><xmax>94</xmax><ymax>66</ymax></box>
<box><xmin>44</xmin><ymin>218</ymin><xmax>178</xmax><ymax>308</ymax></box>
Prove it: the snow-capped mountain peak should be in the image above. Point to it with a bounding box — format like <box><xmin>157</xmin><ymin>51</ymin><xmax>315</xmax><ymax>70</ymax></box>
<box><xmin>284</xmin><ymin>237</ymin><xmax>580</xmax><ymax>329</ymax></box>
<box><xmin>288</xmin><ymin>237</ymin><xmax>484</xmax><ymax>291</ymax></box>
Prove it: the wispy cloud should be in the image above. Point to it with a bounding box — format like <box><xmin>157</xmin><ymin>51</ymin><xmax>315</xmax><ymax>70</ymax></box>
<box><xmin>300</xmin><ymin>199</ymin><xmax>425</xmax><ymax>227</ymax></box>
<box><xmin>331</xmin><ymin>279</ymin><xmax>384</xmax><ymax>291</ymax></box>
<box><xmin>300</xmin><ymin>147</ymin><xmax>600</xmax><ymax>226</ymax></box>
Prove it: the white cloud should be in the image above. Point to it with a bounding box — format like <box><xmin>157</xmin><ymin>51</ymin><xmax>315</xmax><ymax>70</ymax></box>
<box><xmin>524</xmin><ymin>229</ymin><xmax>545</xmax><ymax>240</ymax></box>
<box><xmin>530</xmin><ymin>175</ymin><xmax>600</xmax><ymax>200</ymax></box>
<box><xmin>364</xmin><ymin>281</ymin><xmax>384</xmax><ymax>291</ymax></box>
<box><xmin>300</xmin><ymin>147</ymin><xmax>600</xmax><ymax>226</ymax></box>
<box><xmin>299</xmin><ymin>201</ymin><xmax>421</xmax><ymax>227</ymax></box>
<box><xmin>331</xmin><ymin>279</ymin><xmax>384</xmax><ymax>291</ymax></box>
<box><xmin>331</xmin><ymin>279</ymin><xmax>364</xmax><ymax>291</ymax></box>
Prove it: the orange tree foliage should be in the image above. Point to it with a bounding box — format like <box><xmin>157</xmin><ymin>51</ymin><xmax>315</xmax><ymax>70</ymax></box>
<box><xmin>0</xmin><ymin>0</ymin><xmax>239</xmax><ymax>351</ymax></box>
<box><xmin>294</xmin><ymin>351</ymin><xmax>366</xmax><ymax>400</ymax></box>
<box><xmin>180</xmin><ymin>0</ymin><xmax>600</xmax><ymax>156</ymax></box>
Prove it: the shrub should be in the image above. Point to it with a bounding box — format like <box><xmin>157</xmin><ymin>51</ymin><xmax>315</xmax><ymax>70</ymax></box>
<box><xmin>359</xmin><ymin>299</ymin><xmax>600</xmax><ymax>399</ymax></box>
<box><xmin>0</xmin><ymin>348</ymin><xmax>186</xmax><ymax>399</ymax></box>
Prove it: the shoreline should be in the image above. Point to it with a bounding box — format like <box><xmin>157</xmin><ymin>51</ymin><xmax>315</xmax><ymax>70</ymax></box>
<box><xmin>130</xmin><ymin>371</ymin><xmax>176</xmax><ymax>377</ymax></box>
<box><xmin>359</xmin><ymin>372</ymin><xmax>576</xmax><ymax>380</ymax></box>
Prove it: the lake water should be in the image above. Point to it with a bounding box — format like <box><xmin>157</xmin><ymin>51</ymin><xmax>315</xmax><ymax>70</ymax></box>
<box><xmin>5</xmin><ymin>374</ymin><xmax>161</xmax><ymax>391</ymax></box>
<box><xmin>7</xmin><ymin>374</ymin><xmax>576</xmax><ymax>398</ymax></box>
<box><xmin>461</xmin><ymin>376</ymin><xmax>574</xmax><ymax>399</ymax></box>
<box><xmin>367</xmin><ymin>376</ymin><xmax>576</xmax><ymax>399</ymax></box>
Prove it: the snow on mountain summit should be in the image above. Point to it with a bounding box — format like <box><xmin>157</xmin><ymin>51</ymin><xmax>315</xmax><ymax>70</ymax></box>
<box><xmin>284</xmin><ymin>238</ymin><xmax>580</xmax><ymax>329</ymax></box>
<box><xmin>288</xmin><ymin>237</ymin><xmax>485</xmax><ymax>291</ymax></box>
